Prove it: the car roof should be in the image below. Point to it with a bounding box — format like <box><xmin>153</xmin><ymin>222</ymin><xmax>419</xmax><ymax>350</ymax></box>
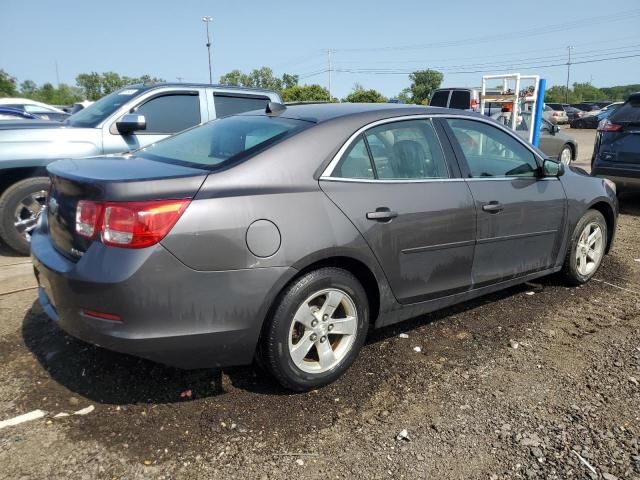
<box><xmin>129</xmin><ymin>82</ymin><xmax>278</xmax><ymax>95</ymax></box>
<box><xmin>241</xmin><ymin>102</ymin><xmax>450</xmax><ymax>124</ymax></box>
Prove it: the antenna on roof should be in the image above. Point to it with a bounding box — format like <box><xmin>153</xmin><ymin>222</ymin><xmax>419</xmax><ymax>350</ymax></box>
<box><xmin>266</xmin><ymin>102</ymin><xmax>286</xmax><ymax>115</ymax></box>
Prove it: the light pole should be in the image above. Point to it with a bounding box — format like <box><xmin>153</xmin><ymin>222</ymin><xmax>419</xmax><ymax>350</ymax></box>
<box><xmin>202</xmin><ymin>16</ymin><xmax>213</xmax><ymax>84</ymax></box>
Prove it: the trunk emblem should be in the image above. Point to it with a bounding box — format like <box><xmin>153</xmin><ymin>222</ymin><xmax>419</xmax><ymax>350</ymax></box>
<box><xmin>49</xmin><ymin>197</ymin><xmax>59</xmax><ymax>215</ymax></box>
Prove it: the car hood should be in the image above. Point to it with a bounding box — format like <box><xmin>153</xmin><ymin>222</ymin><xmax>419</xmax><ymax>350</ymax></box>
<box><xmin>0</xmin><ymin>125</ymin><xmax>103</xmax><ymax>162</ymax></box>
<box><xmin>0</xmin><ymin>120</ymin><xmax>64</xmax><ymax>130</ymax></box>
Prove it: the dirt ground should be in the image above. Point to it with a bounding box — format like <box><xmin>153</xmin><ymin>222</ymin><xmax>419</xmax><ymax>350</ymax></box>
<box><xmin>0</xmin><ymin>129</ymin><xmax>638</xmax><ymax>480</ymax></box>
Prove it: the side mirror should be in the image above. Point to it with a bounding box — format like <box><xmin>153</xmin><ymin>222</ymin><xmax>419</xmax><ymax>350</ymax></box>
<box><xmin>116</xmin><ymin>114</ymin><xmax>146</xmax><ymax>134</ymax></box>
<box><xmin>543</xmin><ymin>158</ymin><xmax>564</xmax><ymax>177</ymax></box>
<box><xmin>551</xmin><ymin>124</ymin><xmax>560</xmax><ymax>134</ymax></box>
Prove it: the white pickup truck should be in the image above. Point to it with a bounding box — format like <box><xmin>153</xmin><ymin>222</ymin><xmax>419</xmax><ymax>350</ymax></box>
<box><xmin>0</xmin><ymin>83</ymin><xmax>281</xmax><ymax>254</ymax></box>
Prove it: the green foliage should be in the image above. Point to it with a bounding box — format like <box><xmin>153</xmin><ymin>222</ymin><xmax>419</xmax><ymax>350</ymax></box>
<box><xmin>408</xmin><ymin>69</ymin><xmax>444</xmax><ymax>105</ymax></box>
<box><xmin>544</xmin><ymin>82</ymin><xmax>640</xmax><ymax>104</ymax></box>
<box><xmin>0</xmin><ymin>69</ymin><xmax>18</xmax><ymax>96</ymax></box>
<box><xmin>396</xmin><ymin>87</ymin><xmax>413</xmax><ymax>104</ymax></box>
<box><xmin>75</xmin><ymin>72</ymin><xmax>165</xmax><ymax>100</ymax></box>
<box><xmin>281</xmin><ymin>84</ymin><xmax>333</xmax><ymax>102</ymax></box>
<box><xmin>343</xmin><ymin>83</ymin><xmax>387</xmax><ymax>103</ymax></box>
<box><xmin>219</xmin><ymin>67</ymin><xmax>298</xmax><ymax>93</ymax></box>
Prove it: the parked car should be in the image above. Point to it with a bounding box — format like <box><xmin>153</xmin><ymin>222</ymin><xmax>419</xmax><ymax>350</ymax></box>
<box><xmin>498</xmin><ymin>112</ymin><xmax>577</xmax><ymax>164</ymax></box>
<box><xmin>572</xmin><ymin>103</ymin><xmax>600</xmax><ymax>113</ymax></box>
<box><xmin>430</xmin><ymin>88</ymin><xmax>505</xmax><ymax>116</ymax></box>
<box><xmin>591</xmin><ymin>92</ymin><xmax>640</xmax><ymax>192</ymax></box>
<box><xmin>543</xmin><ymin>104</ymin><xmax>569</xmax><ymax>124</ymax></box>
<box><xmin>0</xmin><ymin>98</ymin><xmax>70</xmax><ymax>122</ymax></box>
<box><xmin>570</xmin><ymin>107</ymin><xmax>617</xmax><ymax>129</ymax></box>
<box><xmin>0</xmin><ymin>107</ymin><xmax>38</xmax><ymax>120</ymax></box>
<box><xmin>588</xmin><ymin>101</ymin><xmax>625</xmax><ymax>117</ymax></box>
<box><xmin>32</xmin><ymin>103</ymin><xmax>618</xmax><ymax>391</ymax></box>
<box><xmin>561</xmin><ymin>105</ymin><xmax>585</xmax><ymax>122</ymax></box>
<box><xmin>0</xmin><ymin>83</ymin><xmax>281</xmax><ymax>255</ymax></box>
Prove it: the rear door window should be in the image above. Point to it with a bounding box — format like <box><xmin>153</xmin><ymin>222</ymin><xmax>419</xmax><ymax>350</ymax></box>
<box><xmin>135</xmin><ymin>93</ymin><xmax>201</xmax><ymax>134</ymax></box>
<box><xmin>214</xmin><ymin>94</ymin><xmax>270</xmax><ymax>118</ymax></box>
<box><xmin>430</xmin><ymin>90</ymin><xmax>450</xmax><ymax>107</ymax></box>
<box><xmin>449</xmin><ymin>91</ymin><xmax>471</xmax><ymax>110</ymax></box>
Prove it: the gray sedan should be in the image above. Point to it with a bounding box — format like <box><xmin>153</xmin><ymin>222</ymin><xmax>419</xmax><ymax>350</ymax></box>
<box><xmin>492</xmin><ymin>112</ymin><xmax>577</xmax><ymax>165</ymax></box>
<box><xmin>32</xmin><ymin>103</ymin><xmax>618</xmax><ymax>391</ymax></box>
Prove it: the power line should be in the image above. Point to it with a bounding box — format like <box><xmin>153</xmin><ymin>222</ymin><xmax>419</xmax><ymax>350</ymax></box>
<box><xmin>326</xmin><ymin>52</ymin><xmax>640</xmax><ymax>76</ymax></box>
<box><xmin>331</xmin><ymin>9</ymin><xmax>640</xmax><ymax>53</ymax></box>
<box><xmin>326</xmin><ymin>47</ymin><xmax>640</xmax><ymax>75</ymax></box>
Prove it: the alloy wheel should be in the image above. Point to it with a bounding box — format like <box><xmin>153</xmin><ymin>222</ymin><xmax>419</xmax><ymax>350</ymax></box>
<box><xmin>560</xmin><ymin>146</ymin><xmax>572</xmax><ymax>165</ymax></box>
<box><xmin>13</xmin><ymin>189</ymin><xmax>47</xmax><ymax>241</ymax></box>
<box><xmin>287</xmin><ymin>288</ymin><xmax>358</xmax><ymax>374</ymax></box>
<box><xmin>575</xmin><ymin>222</ymin><xmax>604</xmax><ymax>276</ymax></box>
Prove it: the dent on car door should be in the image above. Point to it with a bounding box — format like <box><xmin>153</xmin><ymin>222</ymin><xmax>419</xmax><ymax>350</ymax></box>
<box><xmin>104</xmin><ymin>91</ymin><xmax>203</xmax><ymax>154</ymax></box>
<box><xmin>443</xmin><ymin>117</ymin><xmax>567</xmax><ymax>287</ymax></box>
<box><xmin>319</xmin><ymin>118</ymin><xmax>476</xmax><ymax>304</ymax></box>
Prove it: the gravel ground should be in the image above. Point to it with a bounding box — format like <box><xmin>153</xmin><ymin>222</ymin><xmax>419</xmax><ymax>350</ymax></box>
<box><xmin>0</xmin><ymin>129</ymin><xmax>638</xmax><ymax>480</ymax></box>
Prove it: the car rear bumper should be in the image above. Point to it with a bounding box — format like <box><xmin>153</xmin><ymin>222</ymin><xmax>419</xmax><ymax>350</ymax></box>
<box><xmin>592</xmin><ymin>164</ymin><xmax>640</xmax><ymax>190</ymax></box>
<box><xmin>31</xmin><ymin>220</ymin><xmax>295</xmax><ymax>369</ymax></box>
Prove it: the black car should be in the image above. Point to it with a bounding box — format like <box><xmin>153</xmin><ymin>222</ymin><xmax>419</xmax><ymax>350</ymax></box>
<box><xmin>570</xmin><ymin>109</ymin><xmax>614</xmax><ymax>129</ymax></box>
<box><xmin>592</xmin><ymin>92</ymin><xmax>640</xmax><ymax>192</ymax></box>
<box><xmin>572</xmin><ymin>103</ymin><xmax>600</xmax><ymax>113</ymax></box>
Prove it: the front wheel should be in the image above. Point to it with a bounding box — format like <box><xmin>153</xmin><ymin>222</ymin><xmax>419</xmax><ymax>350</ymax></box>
<box><xmin>262</xmin><ymin>267</ymin><xmax>369</xmax><ymax>391</ymax></box>
<box><xmin>0</xmin><ymin>177</ymin><xmax>50</xmax><ymax>255</ymax></box>
<box><xmin>561</xmin><ymin>210</ymin><xmax>607</xmax><ymax>285</ymax></box>
<box><xmin>558</xmin><ymin>145</ymin><xmax>572</xmax><ymax>165</ymax></box>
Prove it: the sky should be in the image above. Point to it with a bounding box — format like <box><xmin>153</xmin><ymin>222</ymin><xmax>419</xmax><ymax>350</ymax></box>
<box><xmin>2</xmin><ymin>0</ymin><xmax>640</xmax><ymax>99</ymax></box>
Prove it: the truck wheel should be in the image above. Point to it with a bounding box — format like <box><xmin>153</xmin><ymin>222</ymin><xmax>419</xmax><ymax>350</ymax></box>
<box><xmin>0</xmin><ymin>177</ymin><xmax>50</xmax><ymax>255</ymax></box>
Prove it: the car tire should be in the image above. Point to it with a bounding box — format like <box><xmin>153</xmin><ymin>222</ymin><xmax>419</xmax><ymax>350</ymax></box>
<box><xmin>558</xmin><ymin>145</ymin><xmax>573</xmax><ymax>165</ymax></box>
<box><xmin>262</xmin><ymin>267</ymin><xmax>369</xmax><ymax>391</ymax></box>
<box><xmin>0</xmin><ymin>177</ymin><xmax>49</xmax><ymax>255</ymax></box>
<box><xmin>561</xmin><ymin>209</ymin><xmax>607</xmax><ymax>286</ymax></box>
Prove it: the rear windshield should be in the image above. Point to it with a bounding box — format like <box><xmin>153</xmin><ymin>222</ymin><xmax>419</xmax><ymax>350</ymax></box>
<box><xmin>610</xmin><ymin>101</ymin><xmax>640</xmax><ymax>123</ymax></box>
<box><xmin>449</xmin><ymin>91</ymin><xmax>471</xmax><ymax>109</ymax></box>
<box><xmin>138</xmin><ymin>115</ymin><xmax>311</xmax><ymax>170</ymax></box>
<box><xmin>430</xmin><ymin>90</ymin><xmax>449</xmax><ymax>107</ymax></box>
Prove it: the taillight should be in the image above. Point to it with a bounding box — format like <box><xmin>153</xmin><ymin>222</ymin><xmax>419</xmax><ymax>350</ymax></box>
<box><xmin>75</xmin><ymin>199</ymin><xmax>189</xmax><ymax>248</ymax></box>
<box><xmin>470</xmin><ymin>99</ymin><xmax>478</xmax><ymax>110</ymax></box>
<box><xmin>597</xmin><ymin>119</ymin><xmax>622</xmax><ymax>132</ymax></box>
<box><xmin>76</xmin><ymin>200</ymin><xmax>102</xmax><ymax>239</ymax></box>
<box><xmin>552</xmin><ymin>112</ymin><xmax>559</xmax><ymax>117</ymax></box>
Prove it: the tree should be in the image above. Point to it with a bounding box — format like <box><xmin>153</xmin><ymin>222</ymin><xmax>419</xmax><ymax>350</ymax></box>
<box><xmin>408</xmin><ymin>69</ymin><xmax>443</xmax><ymax>105</ymax></box>
<box><xmin>76</xmin><ymin>72</ymin><xmax>103</xmax><ymax>100</ymax></box>
<box><xmin>19</xmin><ymin>80</ymin><xmax>38</xmax><ymax>97</ymax></box>
<box><xmin>281</xmin><ymin>84</ymin><xmax>332</xmax><ymax>102</ymax></box>
<box><xmin>0</xmin><ymin>69</ymin><xmax>18</xmax><ymax>96</ymax></box>
<box><xmin>396</xmin><ymin>87</ymin><xmax>413</xmax><ymax>104</ymax></box>
<box><xmin>343</xmin><ymin>83</ymin><xmax>387</xmax><ymax>103</ymax></box>
<box><xmin>219</xmin><ymin>67</ymin><xmax>298</xmax><ymax>93</ymax></box>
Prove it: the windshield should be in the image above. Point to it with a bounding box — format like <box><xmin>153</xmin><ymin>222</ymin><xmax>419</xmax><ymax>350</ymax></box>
<box><xmin>138</xmin><ymin>115</ymin><xmax>311</xmax><ymax>170</ymax></box>
<box><xmin>67</xmin><ymin>87</ymin><xmax>142</xmax><ymax>127</ymax></box>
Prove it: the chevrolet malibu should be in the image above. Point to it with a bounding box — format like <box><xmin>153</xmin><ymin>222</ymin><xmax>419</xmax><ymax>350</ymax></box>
<box><xmin>32</xmin><ymin>103</ymin><xmax>618</xmax><ymax>391</ymax></box>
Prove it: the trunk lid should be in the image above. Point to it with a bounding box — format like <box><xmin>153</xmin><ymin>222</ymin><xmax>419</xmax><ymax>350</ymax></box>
<box><xmin>46</xmin><ymin>155</ymin><xmax>208</xmax><ymax>259</ymax></box>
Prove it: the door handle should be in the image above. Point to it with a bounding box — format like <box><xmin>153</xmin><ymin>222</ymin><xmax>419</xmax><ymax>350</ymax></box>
<box><xmin>366</xmin><ymin>207</ymin><xmax>398</xmax><ymax>222</ymax></box>
<box><xmin>482</xmin><ymin>201</ymin><xmax>504</xmax><ymax>213</ymax></box>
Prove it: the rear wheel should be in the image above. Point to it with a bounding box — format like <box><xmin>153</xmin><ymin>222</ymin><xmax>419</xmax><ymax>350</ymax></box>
<box><xmin>561</xmin><ymin>210</ymin><xmax>607</xmax><ymax>285</ymax></box>
<box><xmin>558</xmin><ymin>145</ymin><xmax>572</xmax><ymax>165</ymax></box>
<box><xmin>262</xmin><ymin>267</ymin><xmax>369</xmax><ymax>391</ymax></box>
<box><xmin>0</xmin><ymin>177</ymin><xmax>49</xmax><ymax>255</ymax></box>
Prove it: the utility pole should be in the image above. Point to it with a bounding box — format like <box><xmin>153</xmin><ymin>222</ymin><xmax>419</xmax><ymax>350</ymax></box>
<box><xmin>327</xmin><ymin>49</ymin><xmax>333</xmax><ymax>100</ymax></box>
<box><xmin>55</xmin><ymin>61</ymin><xmax>60</xmax><ymax>87</ymax></box>
<box><xmin>565</xmin><ymin>46</ymin><xmax>573</xmax><ymax>103</ymax></box>
<box><xmin>202</xmin><ymin>16</ymin><xmax>213</xmax><ymax>84</ymax></box>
